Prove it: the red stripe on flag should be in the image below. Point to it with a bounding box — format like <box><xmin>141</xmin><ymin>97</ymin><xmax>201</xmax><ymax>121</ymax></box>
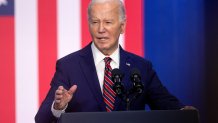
<box><xmin>125</xmin><ymin>0</ymin><xmax>144</xmax><ymax>57</ymax></box>
<box><xmin>38</xmin><ymin>0</ymin><xmax>57</xmax><ymax>105</ymax></box>
<box><xmin>0</xmin><ymin>17</ymin><xmax>15</xmax><ymax>123</ymax></box>
<box><xmin>81</xmin><ymin>0</ymin><xmax>92</xmax><ymax>47</ymax></box>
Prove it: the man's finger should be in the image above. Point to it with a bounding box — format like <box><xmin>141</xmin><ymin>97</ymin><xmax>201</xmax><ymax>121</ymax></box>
<box><xmin>58</xmin><ymin>86</ymin><xmax>64</xmax><ymax>90</ymax></box>
<box><xmin>55</xmin><ymin>95</ymin><xmax>63</xmax><ymax>100</ymax></box>
<box><xmin>68</xmin><ymin>85</ymin><xmax>77</xmax><ymax>96</ymax></box>
<box><xmin>55</xmin><ymin>99</ymin><xmax>61</xmax><ymax>104</ymax></box>
<box><xmin>57</xmin><ymin>86</ymin><xmax>68</xmax><ymax>94</ymax></box>
<box><xmin>55</xmin><ymin>89</ymin><xmax>63</xmax><ymax>95</ymax></box>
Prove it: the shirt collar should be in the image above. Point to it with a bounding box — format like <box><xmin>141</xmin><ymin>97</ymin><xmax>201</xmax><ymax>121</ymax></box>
<box><xmin>91</xmin><ymin>42</ymin><xmax>119</xmax><ymax>65</ymax></box>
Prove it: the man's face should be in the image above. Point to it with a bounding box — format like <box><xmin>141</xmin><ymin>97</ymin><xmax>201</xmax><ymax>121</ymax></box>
<box><xmin>89</xmin><ymin>2</ymin><xmax>126</xmax><ymax>55</ymax></box>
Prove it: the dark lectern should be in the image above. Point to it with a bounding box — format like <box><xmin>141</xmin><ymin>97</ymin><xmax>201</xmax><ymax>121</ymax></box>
<box><xmin>58</xmin><ymin>110</ymin><xmax>199</xmax><ymax>123</ymax></box>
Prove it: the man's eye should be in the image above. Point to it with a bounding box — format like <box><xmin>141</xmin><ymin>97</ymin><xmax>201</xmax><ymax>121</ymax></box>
<box><xmin>92</xmin><ymin>21</ymin><xmax>98</xmax><ymax>24</ymax></box>
<box><xmin>106</xmin><ymin>22</ymin><xmax>112</xmax><ymax>24</ymax></box>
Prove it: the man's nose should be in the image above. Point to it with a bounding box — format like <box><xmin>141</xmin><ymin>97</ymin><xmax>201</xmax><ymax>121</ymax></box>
<box><xmin>98</xmin><ymin>23</ymin><xmax>106</xmax><ymax>33</ymax></box>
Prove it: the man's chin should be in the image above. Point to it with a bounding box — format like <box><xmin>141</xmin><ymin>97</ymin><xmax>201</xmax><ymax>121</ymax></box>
<box><xmin>97</xmin><ymin>45</ymin><xmax>110</xmax><ymax>51</ymax></box>
<box><xmin>97</xmin><ymin>47</ymin><xmax>111</xmax><ymax>55</ymax></box>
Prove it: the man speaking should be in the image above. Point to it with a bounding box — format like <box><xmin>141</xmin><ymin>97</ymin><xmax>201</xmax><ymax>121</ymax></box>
<box><xmin>35</xmin><ymin>0</ymin><xmax>194</xmax><ymax>122</ymax></box>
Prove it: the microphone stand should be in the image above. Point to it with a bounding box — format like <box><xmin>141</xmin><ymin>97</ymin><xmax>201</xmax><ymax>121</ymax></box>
<box><xmin>119</xmin><ymin>88</ymin><xmax>142</xmax><ymax>111</ymax></box>
<box><xmin>126</xmin><ymin>98</ymin><xmax>130</xmax><ymax>111</ymax></box>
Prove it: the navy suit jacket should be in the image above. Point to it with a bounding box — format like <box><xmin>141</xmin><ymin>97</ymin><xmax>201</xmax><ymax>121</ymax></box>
<box><xmin>35</xmin><ymin>43</ymin><xmax>183</xmax><ymax>123</ymax></box>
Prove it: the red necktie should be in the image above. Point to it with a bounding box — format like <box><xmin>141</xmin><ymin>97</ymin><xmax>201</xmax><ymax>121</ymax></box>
<box><xmin>103</xmin><ymin>57</ymin><xmax>116</xmax><ymax>112</ymax></box>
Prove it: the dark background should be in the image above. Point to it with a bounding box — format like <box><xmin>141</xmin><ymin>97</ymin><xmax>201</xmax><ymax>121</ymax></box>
<box><xmin>205</xmin><ymin>0</ymin><xmax>218</xmax><ymax>123</ymax></box>
<box><xmin>144</xmin><ymin>0</ymin><xmax>218</xmax><ymax>123</ymax></box>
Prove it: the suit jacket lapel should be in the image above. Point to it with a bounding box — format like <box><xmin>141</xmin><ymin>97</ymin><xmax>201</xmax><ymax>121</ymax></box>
<box><xmin>79</xmin><ymin>43</ymin><xmax>106</xmax><ymax>111</ymax></box>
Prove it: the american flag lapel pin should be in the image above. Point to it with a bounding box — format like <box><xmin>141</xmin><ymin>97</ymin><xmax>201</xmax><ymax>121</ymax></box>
<box><xmin>126</xmin><ymin>62</ymin><xmax>131</xmax><ymax>67</ymax></box>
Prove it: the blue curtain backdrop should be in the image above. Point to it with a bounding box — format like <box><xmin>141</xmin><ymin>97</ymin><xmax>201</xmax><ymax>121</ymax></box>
<box><xmin>144</xmin><ymin>0</ymin><xmax>218</xmax><ymax>123</ymax></box>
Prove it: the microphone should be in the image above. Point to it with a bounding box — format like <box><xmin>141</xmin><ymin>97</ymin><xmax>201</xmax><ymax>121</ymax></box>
<box><xmin>111</xmin><ymin>68</ymin><xmax>124</xmax><ymax>96</ymax></box>
<box><xmin>130</xmin><ymin>68</ymin><xmax>144</xmax><ymax>94</ymax></box>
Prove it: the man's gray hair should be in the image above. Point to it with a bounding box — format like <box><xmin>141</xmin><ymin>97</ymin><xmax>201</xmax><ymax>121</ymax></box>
<box><xmin>88</xmin><ymin>0</ymin><xmax>126</xmax><ymax>22</ymax></box>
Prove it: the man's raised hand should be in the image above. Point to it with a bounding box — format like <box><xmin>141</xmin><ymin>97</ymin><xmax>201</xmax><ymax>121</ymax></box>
<box><xmin>54</xmin><ymin>85</ymin><xmax>77</xmax><ymax>110</ymax></box>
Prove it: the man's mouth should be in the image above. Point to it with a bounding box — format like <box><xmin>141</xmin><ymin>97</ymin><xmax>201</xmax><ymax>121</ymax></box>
<box><xmin>97</xmin><ymin>37</ymin><xmax>109</xmax><ymax>41</ymax></box>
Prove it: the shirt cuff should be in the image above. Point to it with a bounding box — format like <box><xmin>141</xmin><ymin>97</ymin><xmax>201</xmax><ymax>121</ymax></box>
<box><xmin>51</xmin><ymin>101</ymin><xmax>68</xmax><ymax>118</ymax></box>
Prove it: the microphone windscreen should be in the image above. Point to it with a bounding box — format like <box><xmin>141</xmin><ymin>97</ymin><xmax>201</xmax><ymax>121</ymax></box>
<box><xmin>112</xmin><ymin>68</ymin><xmax>122</xmax><ymax>77</ymax></box>
<box><xmin>130</xmin><ymin>68</ymin><xmax>141</xmax><ymax>76</ymax></box>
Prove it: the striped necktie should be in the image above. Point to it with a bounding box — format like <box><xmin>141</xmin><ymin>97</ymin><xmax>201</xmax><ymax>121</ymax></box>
<box><xmin>103</xmin><ymin>57</ymin><xmax>116</xmax><ymax>112</ymax></box>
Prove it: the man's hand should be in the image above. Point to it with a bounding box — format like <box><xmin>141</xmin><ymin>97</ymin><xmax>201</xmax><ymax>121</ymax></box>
<box><xmin>180</xmin><ymin>106</ymin><xmax>197</xmax><ymax>110</ymax></box>
<box><xmin>53</xmin><ymin>85</ymin><xmax>77</xmax><ymax>110</ymax></box>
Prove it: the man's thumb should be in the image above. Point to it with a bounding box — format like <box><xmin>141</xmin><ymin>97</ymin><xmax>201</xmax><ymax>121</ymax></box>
<box><xmin>68</xmin><ymin>85</ymin><xmax>77</xmax><ymax>95</ymax></box>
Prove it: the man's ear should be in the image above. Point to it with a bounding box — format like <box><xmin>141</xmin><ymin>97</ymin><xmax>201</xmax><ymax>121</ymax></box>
<box><xmin>120</xmin><ymin>21</ymin><xmax>126</xmax><ymax>34</ymax></box>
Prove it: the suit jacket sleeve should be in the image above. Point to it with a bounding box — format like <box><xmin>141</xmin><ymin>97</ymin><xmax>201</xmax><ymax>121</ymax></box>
<box><xmin>35</xmin><ymin>60</ymin><xmax>72</xmax><ymax>123</ymax></box>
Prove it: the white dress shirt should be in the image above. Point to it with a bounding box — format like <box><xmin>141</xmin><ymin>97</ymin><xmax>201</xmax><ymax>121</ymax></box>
<box><xmin>51</xmin><ymin>42</ymin><xmax>120</xmax><ymax>117</ymax></box>
<box><xmin>91</xmin><ymin>43</ymin><xmax>120</xmax><ymax>92</ymax></box>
